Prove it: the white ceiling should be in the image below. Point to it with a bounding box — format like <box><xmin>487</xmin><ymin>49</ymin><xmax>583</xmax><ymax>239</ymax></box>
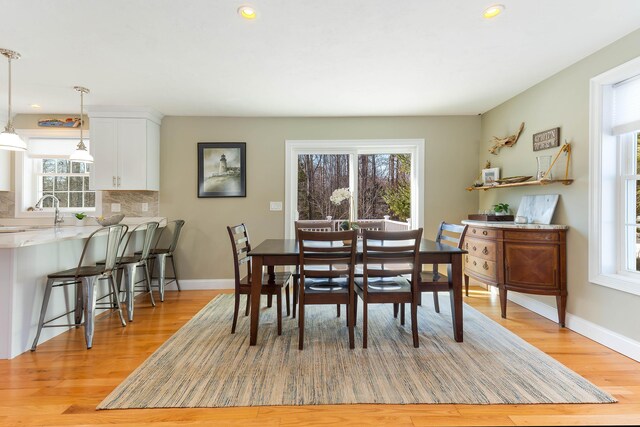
<box><xmin>1</xmin><ymin>0</ymin><xmax>640</xmax><ymax>118</ymax></box>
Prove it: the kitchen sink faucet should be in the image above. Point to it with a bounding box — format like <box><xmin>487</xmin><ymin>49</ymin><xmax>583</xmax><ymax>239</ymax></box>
<box><xmin>35</xmin><ymin>195</ymin><xmax>64</xmax><ymax>227</ymax></box>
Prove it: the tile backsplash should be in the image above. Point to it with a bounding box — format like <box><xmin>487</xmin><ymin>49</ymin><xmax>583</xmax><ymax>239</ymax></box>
<box><xmin>101</xmin><ymin>191</ymin><xmax>159</xmax><ymax>217</ymax></box>
<box><xmin>0</xmin><ymin>191</ymin><xmax>15</xmax><ymax>218</ymax></box>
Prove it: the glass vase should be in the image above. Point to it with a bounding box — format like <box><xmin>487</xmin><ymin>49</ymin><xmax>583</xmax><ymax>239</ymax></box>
<box><xmin>536</xmin><ymin>155</ymin><xmax>552</xmax><ymax>180</ymax></box>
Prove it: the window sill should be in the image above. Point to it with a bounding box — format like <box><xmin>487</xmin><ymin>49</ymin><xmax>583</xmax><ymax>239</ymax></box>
<box><xmin>590</xmin><ymin>272</ymin><xmax>640</xmax><ymax>297</ymax></box>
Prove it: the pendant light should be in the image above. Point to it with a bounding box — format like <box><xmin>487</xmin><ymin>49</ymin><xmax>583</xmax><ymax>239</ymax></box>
<box><xmin>0</xmin><ymin>48</ymin><xmax>27</xmax><ymax>152</ymax></box>
<box><xmin>68</xmin><ymin>86</ymin><xmax>93</xmax><ymax>163</ymax></box>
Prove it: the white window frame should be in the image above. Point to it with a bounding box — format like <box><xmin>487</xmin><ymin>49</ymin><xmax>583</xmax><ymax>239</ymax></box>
<box><xmin>14</xmin><ymin>129</ymin><xmax>101</xmax><ymax>218</ymax></box>
<box><xmin>589</xmin><ymin>56</ymin><xmax>640</xmax><ymax>296</ymax></box>
<box><xmin>284</xmin><ymin>139</ymin><xmax>425</xmax><ymax>239</ymax></box>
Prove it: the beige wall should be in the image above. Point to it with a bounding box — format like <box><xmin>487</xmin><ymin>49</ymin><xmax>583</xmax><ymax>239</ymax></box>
<box><xmin>480</xmin><ymin>28</ymin><xmax>640</xmax><ymax>341</ymax></box>
<box><xmin>160</xmin><ymin>116</ymin><xmax>480</xmax><ymax>281</ymax></box>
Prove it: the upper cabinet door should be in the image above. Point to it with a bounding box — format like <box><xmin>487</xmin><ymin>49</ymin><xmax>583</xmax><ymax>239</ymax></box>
<box><xmin>117</xmin><ymin>118</ymin><xmax>147</xmax><ymax>190</ymax></box>
<box><xmin>0</xmin><ymin>150</ymin><xmax>10</xmax><ymax>191</ymax></box>
<box><xmin>90</xmin><ymin>118</ymin><xmax>118</xmax><ymax>190</ymax></box>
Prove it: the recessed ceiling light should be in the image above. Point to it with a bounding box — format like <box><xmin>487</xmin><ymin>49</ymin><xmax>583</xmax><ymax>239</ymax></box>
<box><xmin>30</xmin><ymin>104</ymin><xmax>41</xmax><ymax>109</ymax></box>
<box><xmin>483</xmin><ymin>4</ymin><xmax>505</xmax><ymax>19</ymax></box>
<box><xmin>238</xmin><ymin>6</ymin><xmax>257</xmax><ymax>20</ymax></box>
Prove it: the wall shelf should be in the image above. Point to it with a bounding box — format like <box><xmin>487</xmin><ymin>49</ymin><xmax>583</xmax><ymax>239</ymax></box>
<box><xmin>466</xmin><ymin>179</ymin><xmax>573</xmax><ymax>191</ymax></box>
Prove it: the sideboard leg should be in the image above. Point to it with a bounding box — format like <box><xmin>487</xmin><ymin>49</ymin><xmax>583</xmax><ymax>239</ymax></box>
<box><xmin>499</xmin><ymin>285</ymin><xmax>507</xmax><ymax>318</ymax></box>
<box><xmin>556</xmin><ymin>294</ymin><xmax>567</xmax><ymax>327</ymax></box>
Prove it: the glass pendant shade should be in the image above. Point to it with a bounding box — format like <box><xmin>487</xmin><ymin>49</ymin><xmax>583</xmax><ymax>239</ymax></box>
<box><xmin>0</xmin><ymin>48</ymin><xmax>26</xmax><ymax>152</ymax></box>
<box><xmin>0</xmin><ymin>129</ymin><xmax>27</xmax><ymax>151</ymax></box>
<box><xmin>69</xmin><ymin>86</ymin><xmax>93</xmax><ymax>163</ymax></box>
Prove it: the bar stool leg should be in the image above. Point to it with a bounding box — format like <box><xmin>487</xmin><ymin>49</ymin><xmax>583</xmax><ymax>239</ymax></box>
<box><xmin>109</xmin><ymin>275</ymin><xmax>127</xmax><ymax>327</ymax></box>
<box><xmin>156</xmin><ymin>254</ymin><xmax>167</xmax><ymax>302</ymax></box>
<box><xmin>82</xmin><ymin>276</ymin><xmax>98</xmax><ymax>349</ymax></box>
<box><xmin>169</xmin><ymin>255</ymin><xmax>181</xmax><ymax>291</ymax></box>
<box><xmin>143</xmin><ymin>262</ymin><xmax>156</xmax><ymax>307</ymax></box>
<box><xmin>124</xmin><ymin>263</ymin><xmax>136</xmax><ymax>322</ymax></box>
<box><xmin>74</xmin><ymin>281</ymin><xmax>83</xmax><ymax>326</ymax></box>
<box><xmin>31</xmin><ymin>278</ymin><xmax>55</xmax><ymax>351</ymax></box>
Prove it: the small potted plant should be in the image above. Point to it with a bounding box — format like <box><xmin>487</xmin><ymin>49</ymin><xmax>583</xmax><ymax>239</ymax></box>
<box><xmin>493</xmin><ymin>203</ymin><xmax>510</xmax><ymax>216</ymax></box>
<box><xmin>73</xmin><ymin>212</ymin><xmax>88</xmax><ymax>226</ymax></box>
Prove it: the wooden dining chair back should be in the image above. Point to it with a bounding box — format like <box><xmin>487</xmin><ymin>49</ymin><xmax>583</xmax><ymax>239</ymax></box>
<box><xmin>227</xmin><ymin>223</ymin><xmax>291</xmax><ymax>335</ymax></box>
<box><xmin>418</xmin><ymin>221</ymin><xmax>468</xmax><ymax>313</ymax></box>
<box><xmin>356</xmin><ymin>228</ymin><xmax>423</xmax><ymax>348</ymax></box>
<box><xmin>297</xmin><ymin>229</ymin><xmax>357</xmax><ymax>350</ymax></box>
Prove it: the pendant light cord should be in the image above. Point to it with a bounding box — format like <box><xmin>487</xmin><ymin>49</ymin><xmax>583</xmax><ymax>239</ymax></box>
<box><xmin>5</xmin><ymin>54</ymin><xmax>13</xmax><ymax>132</ymax></box>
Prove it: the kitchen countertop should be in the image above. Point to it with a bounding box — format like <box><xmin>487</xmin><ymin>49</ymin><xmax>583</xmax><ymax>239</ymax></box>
<box><xmin>0</xmin><ymin>217</ymin><xmax>167</xmax><ymax>249</ymax></box>
<box><xmin>462</xmin><ymin>220</ymin><xmax>569</xmax><ymax>230</ymax></box>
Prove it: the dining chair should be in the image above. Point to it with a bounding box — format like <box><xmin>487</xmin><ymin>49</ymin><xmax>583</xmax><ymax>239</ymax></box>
<box><xmin>111</xmin><ymin>221</ymin><xmax>159</xmax><ymax>321</ymax></box>
<box><xmin>293</xmin><ymin>220</ymin><xmax>336</xmax><ymax>319</ymax></box>
<box><xmin>297</xmin><ymin>229</ymin><xmax>357</xmax><ymax>349</ymax></box>
<box><xmin>355</xmin><ymin>228</ymin><xmax>423</xmax><ymax>348</ymax></box>
<box><xmin>418</xmin><ymin>222</ymin><xmax>468</xmax><ymax>313</ymax></box>
<box><xmin>31</xmin><ymin>224</ymin><xmax>129</xmax><ymax>351</ymax></box>
<box><xmin>227</xmin><ymin>223</ymin><xmax>292</xmax><ymax>335</ymax></box>
<box><xmin>146</xmin><ymin>219</ymin><xmax>185</xmax><ymax>302</ymax></box>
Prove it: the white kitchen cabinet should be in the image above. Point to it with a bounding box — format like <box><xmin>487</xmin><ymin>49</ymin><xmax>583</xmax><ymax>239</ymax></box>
<box><xmin>0</xmin><ymin>150</ymin><xmax>9</xmax><ymax>191</ymax></box>
<box><xmin>88</xmin><ymin>108</ymin><xmax>162</xmax><ymax>191</ymax></box>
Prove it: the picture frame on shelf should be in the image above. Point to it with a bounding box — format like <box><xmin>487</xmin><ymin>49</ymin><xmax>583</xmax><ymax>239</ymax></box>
<box><xmin>197</xmin><ymin>142</ymin><xmax>246</xmax><ymax>198</ymax></box>
<box><xmin>482</xmin><ymin>167</ymin><xmax>500</xmax><ymax>185</ymax></box>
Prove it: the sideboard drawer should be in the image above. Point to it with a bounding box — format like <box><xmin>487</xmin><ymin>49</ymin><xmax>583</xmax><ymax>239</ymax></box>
<box><xmin>465</xmin><ymin>255</ymin><xmax>498</xmax><ymax>280</ymax></box>
<box><xmin>465</xmin><ymin>238</ymin><xmax>497</xmax><ymax>261</ymax></box>
<box><xmin>468</xmin><ymin>226</ymin><xmax>498</xmax><ymax>239</ymax></box>
<box><xmin>504</xmin><ymin>230</ymin><xmax>560</xmax><ymax>241</ymax></box>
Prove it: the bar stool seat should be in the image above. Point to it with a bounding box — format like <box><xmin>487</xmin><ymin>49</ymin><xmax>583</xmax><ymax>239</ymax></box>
<box><xmin>31</xmin><ymin>224</ymin><xmax>129</xmax><ymax>351</ymax></box>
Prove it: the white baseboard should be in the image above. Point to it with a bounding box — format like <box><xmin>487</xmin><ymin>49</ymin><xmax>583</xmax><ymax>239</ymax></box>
<box><xmin>163</xmin><ymin>279</ymin><xmax>234</xmax><ymax>290</ymax></box>
<box><xmin>507</xmin><ymin>292</ymin><xmax>640</xmax><ymax>362</ymax></box>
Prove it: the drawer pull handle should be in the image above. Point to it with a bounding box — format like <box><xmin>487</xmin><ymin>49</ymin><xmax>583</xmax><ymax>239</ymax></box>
<box><xmin>482</xmin><ymin>247</ymin><xmax>489</xmax><ymax>255</ymax></box>
<box><xmin>482</xmin><ymin>230</ymin><xmax>488</xmax><ymax>236</ymax></box>
<box><xmin>473</xmin><ymin>261</ymin><xmax>477</xmax><ymax>266</ymax></box>
<box><xmin>473</xmin><ymin>229</ymin><xmax>477</xmax><ymax>234</ymax></box>
<box><xmin>483</xmin><ymin>261</ymin><xmax>489</xmax><ymax>270</ymax></box>
<box><xmin>465</xmin><ymin>243</ymin><xmax>468</xmax><ymax>250</ymax></box>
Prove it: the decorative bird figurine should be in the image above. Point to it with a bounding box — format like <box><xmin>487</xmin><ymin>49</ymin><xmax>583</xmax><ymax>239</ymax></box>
<box><xmin>489</xmin><ymin>122</ymin><xmax>525</xmax><ymax>155</ymax></box>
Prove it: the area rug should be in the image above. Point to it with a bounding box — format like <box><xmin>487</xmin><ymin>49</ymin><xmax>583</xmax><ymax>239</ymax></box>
<box><xmin>98</xmin><ymin>294</ymin><xmax>615</xmax><ymax>408</ymax></box>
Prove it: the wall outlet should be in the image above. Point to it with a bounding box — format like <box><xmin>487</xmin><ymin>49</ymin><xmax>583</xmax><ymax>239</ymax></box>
<box><xmin>269</xmin><ymin>201</ymin><xmax>283</xmax><ymax>211</ymax></box>
<box><xmin>111</xmin><ymin>203</ymin><xmax>121</xmax><ymax>213</ymax></box>
<box><xmin>141</xmin><ymin>202</ymin><xmax>149</xmax><ymax>212</ymax></box>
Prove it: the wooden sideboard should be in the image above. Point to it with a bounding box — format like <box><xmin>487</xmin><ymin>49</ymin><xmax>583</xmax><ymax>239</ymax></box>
<box><xmin>461</xmin><ymin>221</ymin><xmax>568</xmax><ymax>326</ymax></box>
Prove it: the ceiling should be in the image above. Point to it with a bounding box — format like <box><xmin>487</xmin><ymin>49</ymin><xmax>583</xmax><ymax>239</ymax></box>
<box><xmin>1</xmin><ymin>0</ymin><xmax>640</xmax><ymax>118</ymax></box>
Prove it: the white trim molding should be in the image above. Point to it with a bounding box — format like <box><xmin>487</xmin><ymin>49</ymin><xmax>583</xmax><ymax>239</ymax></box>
<box><xmin>163</xmin><ymin>279</ymin><xmax>234</xmax><ymax>291</ymax></box>
<box><xmin>284</xmin><ymin>139</ymin><xmax>425</xmax><ymax>239</ymax></box>
<box><xmin>508</xmin><ymin>293</ymin><xmax>640</xmax><ymax>362</ymax></box>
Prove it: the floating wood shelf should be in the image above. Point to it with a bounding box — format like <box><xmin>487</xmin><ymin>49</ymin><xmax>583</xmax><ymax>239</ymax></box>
<box><xmin>466</xmin><ymin>179</ymin><xmax>573</xmax><ymax>191</ymax></box>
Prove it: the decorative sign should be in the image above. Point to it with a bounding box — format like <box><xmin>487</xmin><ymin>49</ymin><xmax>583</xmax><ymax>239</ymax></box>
<box><xmin>38</xmin><ymin>118</ymin><xmax>82</xmax><ymax>127</ymax></box>
<box><xmin>533</xmin><ymin>127</ymin><xmax>560</xmax><ymax>151</ymax></box>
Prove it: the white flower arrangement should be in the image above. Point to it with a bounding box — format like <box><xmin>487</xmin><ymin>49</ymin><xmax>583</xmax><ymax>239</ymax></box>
<box><xmin>330</xmin><ymin>187</ymin><xmax>352</xmax><ymax>205</ymax></box>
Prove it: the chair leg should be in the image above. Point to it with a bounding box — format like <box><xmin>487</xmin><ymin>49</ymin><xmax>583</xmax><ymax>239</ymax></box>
<box><xmin>144</xmin><ymin>262</ymin><xmax>156</xmax><ymax>307</ymax></box>
<box><xmin>433</xmin><ymin>291</ymin><xmax>440</xmax><ymax>313</ymax></box>
<box><xmin>169</xmin><ymin>255</ymin><xmax>181</xmax><ymax>291</ymax></box>
<box><xmin>108</xmin><ymin>275</ymin><xmax>127</xmax><ymax>327</ymax></box>
<box><xmin>393</xmin><ymin>303</ymin><xmax>399</xmax><ymax>318</ymax></box>
<box><xmin>31</xmin><ymin>278</ymin><xmax>55</xmax><ymax>351</ymax></box>
<box><xmin>74</xmin><ymin>281</ymin><xmax>83</xmax><ymax>326</ymax></box>
<box><xmin>267</xmin><ymin>293</ymin><xmax>273</xmax><ymax>308</ymax></box>
<box><xmin>82</xmin><ymin>276</ymin><xmax>98</xmax><ymax>349</ymax></box>
<box><xmin>400</xmin><ymin>303</ymin><xmax>405</xmax><ymax>325</ymax></box>
<box><xmin>244</xmin><ymin>294</ymin><xmax>250</xmax><ymax>316</ymax></box>
<box><xmin>124</xmin><ymin>264</ymin><xmax>136</xmax><ymax>322</ymax></box>
<box><xmin>285</xmin><ymin>284</ymin><xmax>291</xmax><ymax>317</ymax></box>
<box><xmin>464</xmin><ymin>274</ymin><xmax>470</xmax><ymax>297</ymax></box>
<box><xmin>363</xmin><ymin>302</ymin><xmax>368</xmax><ymax>349</ymax></box>
<box><xmin>232</xmin><ymin>293</ymin><xmax>240</xmax><ymax>334</ymax></box>
<box><xmin>411</xmin><ymin>301</ymin><xmax>419</xmax><ymax>348</ymax></box>
<box><xmin>156</xmin><ymin>254</ymin><xmax>167</xmax><ymax>302</ymax></box>
<box><xmin>337</xmin><ymin>304</ymin><xmax>341</xmax><ymax>317</ymax></box>
<box><xmin>348</xmin><ymin>293</ymin><xmax>355</xmax><ymax>349</ymax></box>
<box><xmin>276</xmin><ymin>291</ymin><xmax>282</xmax><ymax>336</ymax></box>
<box><xmin>298</xmin><ymin>294</ymin><xmax>305</xmax><ymax>350</ymax></box>
<box><xmin>292</xmin><ymin>277</ymin><xmax>298</xmax><ymax>319</ymax></box>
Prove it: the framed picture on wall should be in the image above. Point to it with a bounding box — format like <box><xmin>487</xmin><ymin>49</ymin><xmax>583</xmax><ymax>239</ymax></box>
<box><xmin>482</xmin><ymin>167</ymin><xmax>500</xmax><ymax>185</ymax></box>
<box><xmin>197</xmin><ymin>142</ymin><xmax>246</xmax><ymax>198</ymax></box>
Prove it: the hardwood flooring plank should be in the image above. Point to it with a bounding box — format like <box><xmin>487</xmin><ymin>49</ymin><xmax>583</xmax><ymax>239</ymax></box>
<box><xmin>411</xmin><ymin>415</ymin><xmax>516</xmax><ymax>426</ymax></box>
<box><xmin>510</xmin><ymin>414</ymin><xmax>640</xmax><ymax>426</ymax></box>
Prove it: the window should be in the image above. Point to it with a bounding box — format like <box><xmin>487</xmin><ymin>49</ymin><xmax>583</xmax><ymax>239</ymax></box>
<box><xmin>589</xmin><ymin>56</ymin><xmax>640</xmax><ymax>295</ymax></box>
<box><xmin>285</xmin><ymin>139</ymin><xmax>424</xmax><ymax>238</ymax></box>
<box><xmin>36</xmin><ymin>159</ymin><xmax>95</xmax><ymax>209</ymax></box>
<box><xmin>14</xmin><ymin>129</ymin><xmax>100</xmax><ymax>216</ymax></box>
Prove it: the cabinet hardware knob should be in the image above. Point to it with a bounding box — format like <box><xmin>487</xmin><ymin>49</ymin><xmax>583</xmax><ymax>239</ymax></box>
<box><xmin>482</xmin><ymin>247</ymin><xmax>489</xmax><ymax>255</ymax></box>
<box><xmin>483</xmin><ymin>261</ymin><xmax>489</xmax><ymax>270</ymax></box>
<box><xmin>482</xmin><ymin>230</ymin><xmax>488</xmax><ymax>235</ymax></box>
<box><xmin>473</xmin><ymin>246</ymin><xmax>477</xmax><ymax>251</ymax></box>
<box><xmin>473</xmin><ymin>261</ymin><xmax>477</xmax><ymax>266</ymax></box>
<box><xmin>465</xmin><ymin>243</ymin><xmax>468</xmax><ymax>249</ymax></box>
<box><xmin>472</xmin><ymin>229</ymin><xmax>477</xmax><ymax>234</ymax></box>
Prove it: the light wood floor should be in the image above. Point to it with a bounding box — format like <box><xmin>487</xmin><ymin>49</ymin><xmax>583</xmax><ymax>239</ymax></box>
<box><xmin>1</xmin><ymin>286</ymin><xmax>639</xmax><ymax>426</ymax></box>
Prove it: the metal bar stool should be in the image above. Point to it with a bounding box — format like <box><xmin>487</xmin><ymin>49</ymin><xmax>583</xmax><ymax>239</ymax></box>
<box><xmin>146</xmin><ymin>219</ymin><xmax>185</xmax><ymax>301</ymax></box>
<box><xmin>31</xmin><ymin>224</ymin><xmax>129</xmax><ymax>351</ymax></box>
<box><xmin>106</xmin><ymin>221</ymin><xmax>159</xmax><ymax>321</ymax></box>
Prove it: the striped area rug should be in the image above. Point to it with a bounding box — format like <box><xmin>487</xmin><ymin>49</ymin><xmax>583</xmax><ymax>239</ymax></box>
<box><xmin>98</xmin><ymin>294</ymin><xmax>615</xmax><ymax>408</ymax></box>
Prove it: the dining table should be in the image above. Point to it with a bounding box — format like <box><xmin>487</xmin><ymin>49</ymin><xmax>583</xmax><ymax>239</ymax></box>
<box><xmin>248</xmin><ymin>238</ymin><xmax>467</xmax><ymax>346</ymax></box>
